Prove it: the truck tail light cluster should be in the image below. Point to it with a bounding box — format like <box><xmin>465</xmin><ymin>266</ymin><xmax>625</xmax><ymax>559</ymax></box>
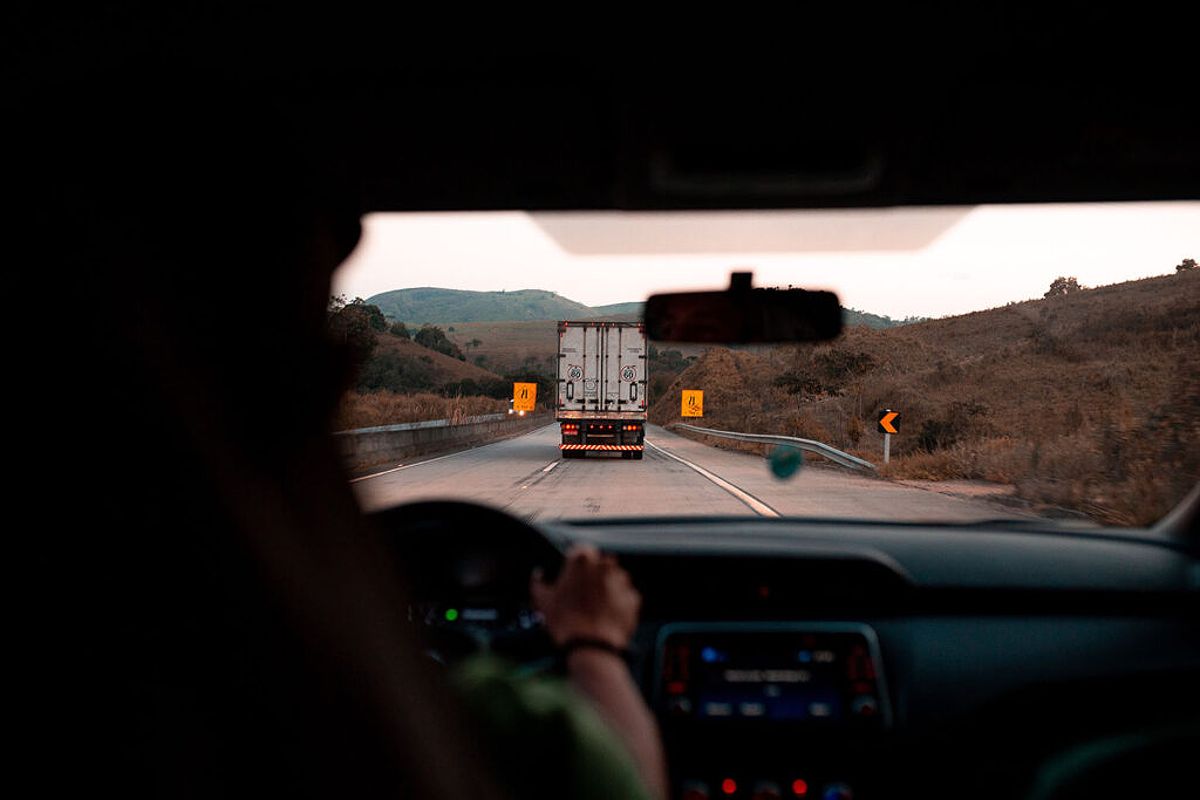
<box><xmin>562</xmin><ymin>423</ymin><xmax>579</xmax><ymax>434</ymax></box>
<box><xmin>622</xmin><ymin>424</ymin><xmax>641</xmax><ymax>431</ymax></box>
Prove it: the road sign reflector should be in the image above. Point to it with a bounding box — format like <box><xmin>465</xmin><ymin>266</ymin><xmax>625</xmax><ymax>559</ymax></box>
<box><xmin>513</xmin><ymin>382</ymin><xmax>538</xmax><ymax>412</ymax></box>
<box><xmin>682</xmin><ymin>390</ymin><xmax>704</xmax><ymax>417</ymax></box>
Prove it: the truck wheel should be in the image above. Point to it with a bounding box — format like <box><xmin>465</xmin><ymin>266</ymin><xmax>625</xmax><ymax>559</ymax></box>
<box><xmin>629</xmin><ymin>450</ymin><xmax>644</xmax><ymax>460</ymax></box>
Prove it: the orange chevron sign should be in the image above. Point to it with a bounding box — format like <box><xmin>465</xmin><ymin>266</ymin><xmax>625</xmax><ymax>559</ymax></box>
<box><xmin>877</xmin><ymin>410</ymin><xmax>900</xmax><ymax>434</ymax></box>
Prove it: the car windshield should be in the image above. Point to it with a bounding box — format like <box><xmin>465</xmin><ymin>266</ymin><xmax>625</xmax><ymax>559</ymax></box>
<box><xmin>332</xmin><ymin>204</ymin><xmax>1199</xmax><ymax>528</ymax></box>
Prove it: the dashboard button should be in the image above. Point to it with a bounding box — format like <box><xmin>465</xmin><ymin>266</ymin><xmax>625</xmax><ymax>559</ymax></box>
<box><xmin>738</xmin><ymin>701</ymin><xmax>766</xmax><ymax>717</ymax></box>
<box><xmin>704</xmin><ymin>701</ymin><xmax>734</xmax><ymax>717</ymax></box>
<box><xmin>821</xmin><ymin>782</ymin><xmax>853</xmax><ymax>800</ymax></box>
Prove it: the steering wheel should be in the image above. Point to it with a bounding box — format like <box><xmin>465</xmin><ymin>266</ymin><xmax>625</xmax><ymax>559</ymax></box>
<box><xmin>367</xmin><ymin>500</ymin><xmax>566</xmax><ymax>669</ymax></box>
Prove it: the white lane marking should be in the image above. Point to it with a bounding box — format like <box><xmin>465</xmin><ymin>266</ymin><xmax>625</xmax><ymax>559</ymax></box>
<box><xmin>644</xmin><ymin>439</ymin><xmax>780</xmax><ymax>518</ymax></box>
<box><xmin>349</xmin><ymin>451</ymin><xmax>460</xmax><ymax>483</ymax></box>
<box><xmin>541</xmin><ymin>460</ymin><xmax>561</xmax><ymax>473</ymax></box>
<box><xmin>349</xmin><ymin>464</ymin><xmax>407</xmax><ymax>482</ymax></box>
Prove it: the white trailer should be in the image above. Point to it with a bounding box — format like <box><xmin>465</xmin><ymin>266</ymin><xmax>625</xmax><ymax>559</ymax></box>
<box><xmin>556</xmin><ymin>321</ymin><xmax>647</xmax><ymax>459</ymax></box>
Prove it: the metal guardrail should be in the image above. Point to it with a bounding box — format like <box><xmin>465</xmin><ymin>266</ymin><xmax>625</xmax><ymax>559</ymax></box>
<box><xmin>674</xmin><ymin>423</ymin><xmax>877</xmax><ymax>472</ymax></box>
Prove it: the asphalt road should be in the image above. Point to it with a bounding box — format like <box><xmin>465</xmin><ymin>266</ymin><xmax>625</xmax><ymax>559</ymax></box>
<box><xmin>352</xmin><ymin>424</ymin><xmax>1033</xmax><ymax>523</ymax></box>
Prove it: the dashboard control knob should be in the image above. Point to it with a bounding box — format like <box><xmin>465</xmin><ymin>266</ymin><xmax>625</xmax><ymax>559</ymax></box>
<box><xmin>851</xmin><ymin>694</ymin><xmax>878</xmax><ymax>717</ymax></box>
<box><xmin>681</xmin><ymin>780</ymin><xmax>709</xmax><ymax>800</ymax></box>
<box><xmin>821</xmin><ymin>782</ymin><xmax>853</xmax><ymax>800</ymax></box>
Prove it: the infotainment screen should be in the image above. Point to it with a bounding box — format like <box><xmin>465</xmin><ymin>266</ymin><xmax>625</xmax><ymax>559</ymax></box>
<box><xmin>655</xmin><ymin>624</ymin><xmax>890</xmax><ymax>727</ymax></box>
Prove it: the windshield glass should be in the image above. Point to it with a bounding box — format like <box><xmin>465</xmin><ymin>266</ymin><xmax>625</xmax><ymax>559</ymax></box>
<box><xmin>332</xmin><ymin>204</ymin><xmax>1199</xmax><ymax>528</ymax></box>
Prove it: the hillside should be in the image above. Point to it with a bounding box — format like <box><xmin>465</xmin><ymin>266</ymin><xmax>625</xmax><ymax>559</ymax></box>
<box><xmin>649</xmin><ymin>270</ymin><xmax>1200</xmax><ymax>525</ymax></box>
<box><xmin>355</xmin><ymin>332</ymin><xmax>507</xmax><ymax>394</ymax></box>
<box><xmin>843</xmin><ymin>307</ymin><xmax>923</xmax><ymax>329</ymax></box>
<box><xmin>367</xmin><ymin>288</ymin><xmax>599</xmax><ymax>324</ymax></box>
<box><xmin>443</xmin><ymin>320</ymin><xmax>560</xmax><ymax>374</ymax></box>
<box><xmin>445</xmin><ymin>319</ymin><xmax>707</xmax><ymax>375</ymax></box>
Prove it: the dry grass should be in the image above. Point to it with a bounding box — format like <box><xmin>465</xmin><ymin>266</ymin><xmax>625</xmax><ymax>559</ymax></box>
<box><xmin>650</xmin><ymin>270</ymin><xmax>1200</xmax><ymax>525</ymax></box>
<box><xmin>334</xmin><ymin>391</ymin><xmax>508</xmax><ymax>431</ymax></box>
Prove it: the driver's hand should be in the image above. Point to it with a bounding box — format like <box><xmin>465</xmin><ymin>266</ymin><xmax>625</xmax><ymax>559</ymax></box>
<box><xmin>531</xmin><ymin>544</ymin><xmax>640</xmax><ymax>650</ymax></box>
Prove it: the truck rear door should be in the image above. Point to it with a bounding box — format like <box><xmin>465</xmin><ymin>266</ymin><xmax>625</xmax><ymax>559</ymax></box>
<box><xmin>557</xmin><ymin>323</ymin><xmax>595</xmax><ymax>413</ymax></box>
<box><xmin>602</xmin><ymin>325</ymin><xmax>646</xmax><ymax>415</ymax></box>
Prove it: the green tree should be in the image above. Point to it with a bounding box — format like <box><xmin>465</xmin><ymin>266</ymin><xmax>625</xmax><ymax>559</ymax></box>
<box><xmin>346</xmin><ymin>299</ymin><xmax>388</xmax><ymax>332</ymax></box>
<box><xmin>414</xmin><ymin>325</ymin><xmax>466</xmax><ymax>361</ymax></box>
<box><xmin>328</xmin><ymin>302</ymin><xmax>382</xmax><ymax>369</ymax></box>
<box><xmin>1044</xmin><ymin>276</ymin><xmax>1083</xmax><ymax>298</ymax></box>
<box><xmin>1177</xmin><ymin>258</ymin><xmax>1197</xmax><ymax>273</ymax></box>
<box><xmin>389</xmin><ymin>321</ymin><xmax>411</xmax><ymax>339</ymax></box>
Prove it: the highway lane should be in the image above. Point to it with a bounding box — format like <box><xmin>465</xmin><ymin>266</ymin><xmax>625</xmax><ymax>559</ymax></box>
<box><xmin>353</xmin><ymin>424</ymin><xmax>1033</xmax><ymax>523</ymax></box>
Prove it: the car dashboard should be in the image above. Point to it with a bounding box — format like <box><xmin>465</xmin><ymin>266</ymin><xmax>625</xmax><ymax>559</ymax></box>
<box><xmin>378</xmin><ymin>507</ymin><xmax>1200</xmax><ymax>800</ymax></box>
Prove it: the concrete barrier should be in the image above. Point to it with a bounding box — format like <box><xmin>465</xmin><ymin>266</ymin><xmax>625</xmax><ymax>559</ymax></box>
<box><xmin>335</xmin><ymin>412</ymin><xmax>552</xmax><ymax>469</ymax></box>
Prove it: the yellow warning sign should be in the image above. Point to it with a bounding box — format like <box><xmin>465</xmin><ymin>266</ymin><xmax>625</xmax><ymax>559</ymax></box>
<box><xmin>513</xmin><ymin>382</ymin><xmax>538</xmax><ymax>412</ymax></box>
<box><xmin>682</xmin><ymin>389</ymin><xmax>704</xmax><ymax>417</ymax></box>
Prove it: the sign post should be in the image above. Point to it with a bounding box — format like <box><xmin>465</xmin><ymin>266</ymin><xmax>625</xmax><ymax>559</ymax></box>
<box><xmin>876</xmin><ymin>409</ymin><xmax>900</xmax><ymax>464</ymax></box>
<box><xmin>513</xmin><ymin>382</ymin><xmax>537</xmax><ymax>414</ymax></box>
<box><xmin>682</xmin><ymin>390</ymin><xmax>704</xmax><ymax>418</ymax></box>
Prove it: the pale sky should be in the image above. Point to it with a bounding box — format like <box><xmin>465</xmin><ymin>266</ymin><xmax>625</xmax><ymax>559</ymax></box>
<box><xmin>333</xmin><ymin>203</ymin><xmax>1199</xmax><ymax>320</ymax></box>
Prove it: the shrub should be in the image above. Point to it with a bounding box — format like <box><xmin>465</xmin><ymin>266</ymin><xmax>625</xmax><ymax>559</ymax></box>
<box><xmin>916</xmin><ymin>400</ymin><xmax>988</xmax><ymax>452</ymax></box>
<box><xmin>355</xmin><ymin>351</ymin><xmax>436</xmax><ymax>393</ymax></box>
<box><xmin>1044</xmin><ymin>276</ymin><xmax>1084</xmax><ymax>297</ymax></box>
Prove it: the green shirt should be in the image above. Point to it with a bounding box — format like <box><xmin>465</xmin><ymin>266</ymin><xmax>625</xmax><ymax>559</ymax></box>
<box><xmin>452</xmin><ymin>656</ymin><xmax>654</xmax><ymax>800</ymax></box>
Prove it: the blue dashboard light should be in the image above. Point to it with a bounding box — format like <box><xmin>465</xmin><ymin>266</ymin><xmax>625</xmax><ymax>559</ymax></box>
<box><xmin>797</xmin><ymin>650</ymin><xmax>812</xmax><ymax>663</ymax></box>
<box><xmin>701</xmin><ymin>646</ymin><xmax>720</xmax><ymax>663</ymax></box>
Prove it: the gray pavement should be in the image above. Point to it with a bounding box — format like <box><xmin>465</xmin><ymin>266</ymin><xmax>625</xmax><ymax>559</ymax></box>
<box><xmin>352</xmin><ymin>423</ymin><xmax>1032</xmax><ymax>522</ymax></box>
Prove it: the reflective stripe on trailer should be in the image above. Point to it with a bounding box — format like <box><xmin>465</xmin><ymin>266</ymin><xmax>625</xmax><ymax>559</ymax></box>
<box><xmin>560</xmin><ymin>444</ymin><xmax>645</xmax><ymax>451</ymax></box>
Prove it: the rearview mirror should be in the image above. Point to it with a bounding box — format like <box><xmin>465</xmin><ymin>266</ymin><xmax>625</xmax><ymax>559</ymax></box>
<box><xmin>644</xmin><ymin>273</ymin><xmax>843</xmax><ymax>343</ymax></box>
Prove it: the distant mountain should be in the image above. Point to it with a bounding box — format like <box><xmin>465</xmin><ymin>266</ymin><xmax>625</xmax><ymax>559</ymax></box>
<box><xmin>590</xmin><ymin>301</ymin><xmax>645</xmax><ymax>316</ymax></box>
<box><xmin>366</xmin><ymin>288</ymin><xmax>598</xmax><ymax>324</ymax></box>
<box><xmin>365</xmin><ymin>287</ymin><xmax>913</xmax><ymax>329</ymax></box>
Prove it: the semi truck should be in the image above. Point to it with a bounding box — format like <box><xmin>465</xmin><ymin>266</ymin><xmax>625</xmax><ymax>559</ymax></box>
<box><xmin>556</xmin><ymin>320</ymin><xmax>647</xmax><ymax>459</ymax></box>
